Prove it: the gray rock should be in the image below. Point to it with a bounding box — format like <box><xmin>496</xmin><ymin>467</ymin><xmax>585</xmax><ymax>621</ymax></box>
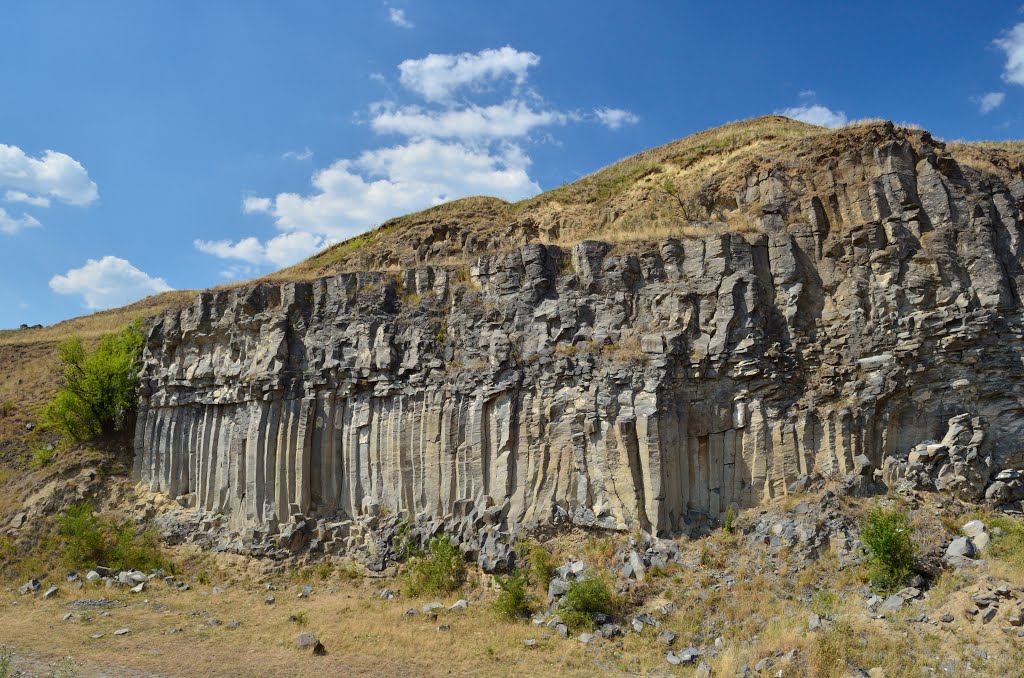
<box><xmin>808</xmin><ymin>613</ymin><xmax>822</xmax><ymax>631</ymax></box>
<box><xmin>945</xmin><ymin>537</ymin><xmax>975</xmax><ymax>560</ymax></box>
<box><xmin>43</xmin><ymin>586</ymin><xmax>58</xmax><ymax>600</ymax></box>
<box><xmin>657</xmin><ymin>629</ymin><xmax>676</xmax><ymax>646</ymax></box>
<box><xmin>578</xmin><ymin>633</ymin><xmax>595</xmax><ymax>644</ymax></box>
<box><xmin>879</xmin><ymin>594</ymin><xmax>906</xmax><ymax>615</ymax></box>
<box><xmin>295</xmin><ymin>633</ymin><xmax>326</xmax><ymax>655</ymax></box>
<box><xmin>449</xmin><ymin>599</ymin><xmax>468</xmax><ymax>612</ymax></box>
<box><xmin>113</xmin><ymin>628</ymin><xmax>130</xmax><ymax>636</ymax></box>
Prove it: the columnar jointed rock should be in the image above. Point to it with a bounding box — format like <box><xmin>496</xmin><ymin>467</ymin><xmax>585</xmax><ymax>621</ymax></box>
<box><xmin>135</xmin><ymin>124</ymin><xmax>1024</xmax><ymax>550</ymax></box>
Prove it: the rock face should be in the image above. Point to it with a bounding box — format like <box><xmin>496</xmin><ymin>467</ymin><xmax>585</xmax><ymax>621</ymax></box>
<box><xmin>134</xmin><ymin>124</ymin><xmax>1024</xmax><ymax>548</ymax></box>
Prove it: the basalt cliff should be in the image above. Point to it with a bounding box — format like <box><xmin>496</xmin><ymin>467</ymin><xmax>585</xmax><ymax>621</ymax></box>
<box><xmin>132</xmin><ymin>119</ymin><xmax>1024</xmax><ymax>564</ymax></box>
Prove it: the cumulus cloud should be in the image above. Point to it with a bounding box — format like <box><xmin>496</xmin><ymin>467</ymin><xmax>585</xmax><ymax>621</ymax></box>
<box><xmin>371</xmin><ymin>101</ymin><xmax>567</xmax><ymax>139</ymax></box>
<box><xmin>777</xmin><ymin>104</ymin><xmax>848</xmax><ymax>128</ymax></box>
<box><xmin>995</xmin><ymin>22</ymin><xmax>1024</xmax><ymax>86</ymax></box>
<box><xmin>242</xmin><ymin>196</ymin><xmax>272</xmax><ymax>214</ymax></box>
<box><xmin>594</xmin><ymin>107</ymin><xmax>639</xmax><ymax>130</ymax></box>
<box><xmin>4</xmin><ymin>190</ymin><xmax>50</xmax><ymax>207</ymax></box>
<box><xmin>49</xmin><ymin>256</ymin><xmax>173</xmax><ymax>310</ymax></box>
<box><xmin>206</xmin><ymin>45</ymin><xmax>637</xmax><ymax>272</ymax></box>
<box><xmin>194</xmin><ymin>231</ymin><xmax>328</xmax><ymax>269</ymax></box>
<box><xmin>261</xmin><ymin>138</ymin><xmax>539</xmax><ymax>238</ymax></box>
<box><xmin>398</xmin><ymin>46</ymin><xmax>540</xmax><ymax>102</ymax></box>
<box><xmin>0</xmin><ymin>143</ymin><xmax>98</xmax><ymax>207</ymax></box>
<box><xmin>388</xmin><ymin>8</ymin><xmax>413</xmax><ymax>28</ymax></box>
<box><xmin>0</xmin><ymin>207</ymin><xmax>42</xmax><ymax>235</ymax></box>
<box><xmin>975</xmin><ymin>91</ymin><xmax>1006</xmax><ymax>114</ymax></box>
<box><xmin>282</xmin><ymin>147</ymin><xmax>313</xmax><ymax>161</ymax></box>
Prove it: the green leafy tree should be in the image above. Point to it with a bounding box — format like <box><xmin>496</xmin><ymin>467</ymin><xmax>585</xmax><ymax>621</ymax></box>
<box><xmin>43</xmin><ymin>320</ymin><xmax>145</xmax><ymax>440</ymax></box>
<box><xmin>861</xmin><ymin>508</ymin><xmax>916</xmax><ymax>594</ymax></box>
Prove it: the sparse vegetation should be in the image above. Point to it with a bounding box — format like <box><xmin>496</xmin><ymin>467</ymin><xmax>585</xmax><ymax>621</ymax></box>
<box><xmin>493</xmin><ymin>569</ymin><xmax>533</xmax><ymax>619</ymax></box>
<box><xmin>404</xmin><ymin>534</ymin><xmax>465</xmax><ymax>597</ymax></box>
<box><xmin>861</xmin><ymin>508</ymin><xmax>916</xmax><ymax>594</ymax></box>
<box><xmin>59</xmin><ymin>502</ymin><xmax>166</xmax><ymax>572</ymax></box>
<box><xmin>41</xmin><ymin>321</ymin><xmax>145</xmax><ymax>441</ymax></box>
<box><xmin>288</xmin><ymin>611</ymin><xmax>308</xmax><ymax>625</ymax></box>
<box><xmin>558</xmin><ymin>576</ymin><xmax>612</xmax><ymax>631</ymax></box>
<box><xmin>0</xmin><ymin>646</ymin><xmax>11</xmax><ymax>678</ymax></box>
<box><xmin>525</xmin><ymin>541</ymin><xmax>556</xmax><ymax>588</ymax></box>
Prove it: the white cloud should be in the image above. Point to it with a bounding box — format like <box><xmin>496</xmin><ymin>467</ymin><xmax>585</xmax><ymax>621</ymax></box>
<box><xmin>4</xmin><ymin>190</ymin><xmax>50</xmax><ymax>207</ymax></box>
<box><xmin>0</xmin><ymin>144</ymin><xmax>98</xmax><ymax>206</ymax></box>
<box><xmin>0</xmin><ymin>207</ymin><xmax>42</xmax><ymax>235</ymax></box>
<box><xmin>593</xmin><ymin>107</ymin><xmax>639</xmax><ymax>130</ymax></box>
<box><xmin>777</xmin><ymin>104</ymin><xmax>848</xmax><ymax>128</ymax></box>
<box><xmin>194</xmin><ymin>231</ymin><xmax>327</xmax><ymax>269</ymax></box>
<box><xmin>398</xmin><ymin>46</ymin><xmax>540</xmax><ymax>102</ymax></box>
<box><xmin>261</xmin><ymin>139</ymin><xmax>539</xmax><ymax>238</ymax></box>
<box><xmin>282</xmin><ymin>147</ymin><xmax>313</xmax><ymax>161</ymax></box>
<box><xmin>242</xmin><ymin>196</ymin><xmax>272</xmax><ymax>214</ymax></box>
<box><xmin>975</xmin><ymin>91</ymin><xmax>1006</xmax><ymax>113</ymax></box>
<box><xmin>388</xmin><ymin>7</ymin><xmax>413</xmax><ymax>29</ymax></box>
<box><xmin>371</xmin><ymin>101</ymin><xmax>567</xmax><ymax>139</ymax></box>
<box><xmin>49</xmin><ymin>256</ymin><xmax>173</xmax><ymax>310</ymax></box>
<box><xmin>995</xmin><ymin>22</ymin><xmax>1024</xmax><ymax>85</ymax></box>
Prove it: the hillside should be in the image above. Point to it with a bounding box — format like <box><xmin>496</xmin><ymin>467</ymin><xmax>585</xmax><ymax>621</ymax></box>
<box><xmin>2</xmin><ymin>115</ymin><xmax>1024</xmax><ymax>677</ymax></box>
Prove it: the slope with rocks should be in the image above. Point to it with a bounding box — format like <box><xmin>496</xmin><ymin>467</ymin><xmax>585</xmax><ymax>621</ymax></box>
<box><xmin>130</xmin><ymin>119</ymin><xmax>1024</xmax><ymax>565</ymax></box>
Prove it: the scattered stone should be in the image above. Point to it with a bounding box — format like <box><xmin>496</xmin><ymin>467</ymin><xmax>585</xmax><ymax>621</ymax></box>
<box><xmin>421</xmin><ymin>602</ymin><xmax>444</xmax><ymax>614</ymax></box>
<box><xmin>265</xmin><ymin>596</ymin><xmax>276</xmax><ymax>605</ymax></box>
<box><xmin>523</xmin><ymin>639</ymin><xmax>537</xmax><ymax>647</ymax></box>
<box><xmin>295</xmin><ymin>633</ymin><xmax>326</xmax><ymax>655</ymax></box>
<box><xmin>808</xmin><ymin>613</ymin><xmax>822</xmax><ymax>631</ymax></box>
<box><xmin>131</xmin><ymin>582</ymin><xmax>146</xmax><ymax>594</ymax></box>
<box><xmin>879</xmin><ymin>594</ymin><xmax>906</xmax><ymax>615</ymax></box>
<box><xmin>43</xmin><ymin>586</ymin><xmax>59</xmax><ymax>600</ymax></box>
<box><xmin>438</xmin><ymin>624</ymin><xmax>451</xmax><ymax>632</ymax></box>
<box><xmin>113</xmin><ymin>628</ymin><xmax>130</xmax><ymax>636</ymax></box>
<box><xmin>62</xmin><ymin>613</ymin><xmax>73</xmax><ymax>621</ymax></box>
<box><xmin>981</xmin><ymin>607</ymin><xmax>998</xmax><ymax>624</ymax></box>
<box><xmin>18</xmin><ymin>579</ymin><xmax>41</xmax><ymax>595</ymax></box>
<box><xmin>657</xmin><ymin>629</ymin><xmax>677</xmax><ymax>646</ymax></box>
<box><xmin>945</xmin><ymin>537</ymin><xmax>975</xmax><ymax>560</ymax></box>
<box><xmin>379</xmin><ymin>589</ymin><xmax>396</xmax><ymax>600</ymax></box>
<box><xmin>449</xmin><ymin>599</ymin><xmax>468</xmax><ymax>612</ymax></box>
<box><xmin>940</xmin><ymin>613</ymin><xmax>954</xmax><ymax>623</ymax></box>
<box><xmin>90</xmin><ymin>634</ymin><xmax>104</xmax><ymax>640</ymax></box>
<box><xmin>207</xmin><ymin>618</ymin><xmax>222</xmax><ymax>626</ymax></box>
<box><xmin>578</xmin><ymin>633</ymin><xmax>595</xmax><ymax>644</ymax></box>
<box><xmin>86</xmin><ymin>571</ymin><xmax>101</xmax><ymax>583</ymax></box>
<box><xmin>404</xmin><ymin>608</ymin><xmax>418</xmax><ymax>616</ymax></box>
<box><xmin>298</xmin><ymin>585</ymin><xmax>312</xmax><ymax>599</ymax></box>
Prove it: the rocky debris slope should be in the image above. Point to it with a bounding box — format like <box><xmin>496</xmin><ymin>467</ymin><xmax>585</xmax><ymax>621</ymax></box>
<box><xmin>134</xmin><ymin>122</ymin><xmax>1024</xmax><ymax>558</ymax></box>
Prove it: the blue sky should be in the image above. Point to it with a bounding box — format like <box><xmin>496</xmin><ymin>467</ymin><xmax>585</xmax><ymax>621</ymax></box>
<box><xmin>1</xmin><ymin>1</ymin><xmax>1022</xmax><ymax>328</ymax></box>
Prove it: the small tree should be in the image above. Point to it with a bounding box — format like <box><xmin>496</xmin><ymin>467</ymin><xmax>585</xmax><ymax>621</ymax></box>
<box><xmin>861</xmin><ymin>508</ymin><xmax>916</xmax><ymax>594</ymax></box>
<box><xmin>42</xmin><ymin>320</ymin><xmax>145</xmax><ymax>441</ymax></box>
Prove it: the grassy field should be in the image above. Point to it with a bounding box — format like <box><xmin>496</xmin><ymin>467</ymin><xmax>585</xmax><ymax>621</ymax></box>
<box><xmin>3</xmin><ymin>492</ymin><xmax>1024</xmax><ymax>677</ymax></box>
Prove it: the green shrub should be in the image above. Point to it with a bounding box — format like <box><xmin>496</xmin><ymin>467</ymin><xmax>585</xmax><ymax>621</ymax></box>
<box><xmin>404</xmin><ymin>534</ymin><xmax>465</xmax><ymax>597</ymax></box>
<box><xmin>861</xmin><ymin>508</ymin><xmax>916</xmax><ymax>594</ymax></box>
<box><xmin>288</xmin><ymin>612</ymin><xmax>308</xmax><ymax>625</ymax></box>
<box><xmin>724</xmin><ymin>506</ymin><xmax>736</xmax><ymax>533</ymax></box>
<box><xmin>42</xmin><ymin>320</ymin><xmax>145</xmax><ymax>441</ymax></box>
<box><xmin>527</xmin><ymin>543</ymin><xmax>556</xmax><ymax>588</ymax></box>
<box><xmin>493</xmin><ymin>569</ymin><xmax>532</xmax><ymax>619</ymax></box>
<box><xmin>558</xmin><ymin>577</ymin><xmax>612</xmax><ymax>631</ymax></box>
<box><xmin>0</xmin><ymin>646</ymin><xmax>12</xmax><ymax>678</ymax></box>
<box><xmin>58</xmin><ymin>503</ymin><xmax>165</xmax><ymax>572</ymax></box>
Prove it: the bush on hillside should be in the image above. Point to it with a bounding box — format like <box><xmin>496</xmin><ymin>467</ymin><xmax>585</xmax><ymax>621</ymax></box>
<box><xmin>861</xmin><ymin>508</ymin><xmax>916</xmax><ymax>594</ymax></box>
<box><xmin>493</xmin><ymin>569</ymin><xmax>533</xmax><ymax>619</ymax></box>
<box><xmin>404</xmin><ymin>534</ymin><xmax>465</xmax><ymax>597</ymax></box>
<box><xmin>558</xmin><ymin>576</ymin><xmax>612</xmax><ymax>631</ymax></box>
<box><xmin>42</xmin><ymin>320</ymin><xmax>145</xmax><ymax>441</ymax></box>
<box><xmin>59</xmin><ymin>502</ymin><xmax>165</xmax><ymax>572</ymax></box>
